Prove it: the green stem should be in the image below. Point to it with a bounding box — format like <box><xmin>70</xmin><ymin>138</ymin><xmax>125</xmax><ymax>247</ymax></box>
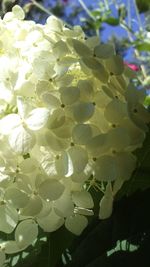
<box><xmin>103</xmin><ymin>0</ymin><xmax>109</xmax><ymax>11</ymax></box>
<box><xmin>30</xmin><ymin>0</ymin><xmax>53</xmax><ymax>16</ymax></box>
<box><xmin>127</xmin><ymin>0</ymin><xmax>131</xmax><ymax>29</ymax></box>
<box><xmin>78</xmin><ymin>0</ymin><xmax>95</xmax><ymax>21</ymax></box>
<box><xmin>78</xmin><ymin>0</ymin><xmax>100</xmax><ymax>37</ymax></box>
<box><xmin>133</xmin><ymin>0</ymin><xmax>143</xmax><ymax>31</ymax></box>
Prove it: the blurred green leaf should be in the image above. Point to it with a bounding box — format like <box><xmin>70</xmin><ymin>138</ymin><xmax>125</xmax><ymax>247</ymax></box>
<box><xmin>136</xmin><ymin>42</ymin><xmax>150</xmax><ymax>51</ymax></box>
<box><xmin>136</xmin><ymin>0</ymin><xmax>150</xmax><ymax>13</ymax></box>
<box><xmin>102</xmin><ymin>17</ymin><xmax>119</xmax><ymax>26</ymax></box>
<box><xmin>49</xmin><ymin>226</ymin><xmax>75</xmax><ymax>267</ymax></box>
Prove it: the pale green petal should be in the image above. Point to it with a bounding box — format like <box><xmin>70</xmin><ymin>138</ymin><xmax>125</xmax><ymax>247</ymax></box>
<box><xmin>39</xmin><ymin>179</ymin><xmax>65</xmax><ymax>201</ymax></box>
<box><xmin>72</xmin><ymin>124</ymin><xmax>92</xmax><ymax>145</ymax></box>
<box><xmin>86</xmin><ymin>134</ymin><xmax>108</xmax><ymax>157</ymax></box>
<box><xmin>94</xmin><ymin>155</ymin><xmax>118</xmax><ymax>181</ymax></box>
<box><xmin>45</xmin><ymin>130</ymin><xmax>69</xmax><ymax>151</ymax></box>
<box><xmin>65</xmin><ymin>214</ymin><xmax>88</xmax><ymax>235</ymax></box>
<box><xmin>72</xmin><ymin>39</ymin><xmax>92</xmax><ymax>57</ymax></box>
<box><xmin>94</xmin><ymin>44</ymin><xmax>115</xmax><ymax>59</ymax></box>
<box><xmin>115</xmin><ymin>152</ymin><xmax>136</xmax><ymax>181</ymax></box>
<box><xmin>99</xmin><ymin>195</ymin><xmax>113</xmax><ymax>219</ymax></box>
<box><xmin>54</xmin><ymin>192</ymin><xmax>74</xmax><ymax>217</ymax></box>
<box><xmin>15</xmin><ymin>219</ymin><xmax>38</xmax><ymax>249</ymax></box>
<box><xmin>4</xmin><ymin>241</ymin><xmax>22</xmax><ymax>254</ymax></box>
<box><xmin>72</xmin><ymin>191</ymin><xmax>94</xmax><ymax>208</ymax></box>
<box><xmin>0</xmin><ymin>250</ymin><xmax>6</xmax><ymax>267</ymax></box>
<box><xmin>41</xmin><ymin>92</ymin><xmax>60</xmax><ymax>109</ymax></box>
<box><xmin>5</xmin><ymin>187</ymin><xmax>29</xmax><ymax>208</ymax></box>
<box><xmin>20</xmin><ymin>195</ymin><xmax>43</xmax><ymax>216</ymax></box>
<box><xmin>60</xmin><ymin>86</ymin><xmax>80</xmax><ymax>105</ymax></box>
<box><xmin>72</xmin><ymin>102</ymin><xmax>95</xmax><ymax>122</ymax></box>
<box><xmin>37</xmin><ymin>209</ymin><xmax>64</xmax><ymax>232</ymax></box>
<box><xmin>0</xmin><ymin>204</ymin><xmax>18</xmax><ymax>233</ymax></box>
<box><xmin>47</xmin><ymin>109</ymin><xmax>65</xmax><ymax>129</ymax></box>
<box><xmin>104</xmin><ymin>99</ymin><xmax>128</xmax><ymax>123</ymax></box>
<box><xmin>105</xmin><ymin>55</ymin><xmax>124</xmax><ymax>75</ymax></box>
<box><xmin>68</xmin><ymin>147</ymin><xmax>88</xmax><ymax>174</ymax></box>
<box><xmin>78</xmin><ymin>80</ymin><xmax>94</xmax><ymax>101</ymax></box>
<box><xmin>107</xmin><ymin>127</ymin><xmax>130</xmax><ymax>151</ymax></box>
<box><xmin>99</xmin><ymin>183</ymin><xmax>113</xmax><ymax>219</ymax></box>
<box><xmin>12</xmin><ymin>5</ymin><xmax>25</xmax><ymax>20</ymax></box>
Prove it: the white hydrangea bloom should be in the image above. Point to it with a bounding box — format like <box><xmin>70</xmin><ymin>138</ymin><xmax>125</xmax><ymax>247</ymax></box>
<box><xmin>0</xmin><ymin>5</ymin><xmax>149</xmax><ymax>264</ymax></box>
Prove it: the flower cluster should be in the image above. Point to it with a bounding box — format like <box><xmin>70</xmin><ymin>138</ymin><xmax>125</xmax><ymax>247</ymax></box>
<box><xmin>0</xmin><ymin>5</ymin><xmax>149</xmax><ymax>265</ymax></box>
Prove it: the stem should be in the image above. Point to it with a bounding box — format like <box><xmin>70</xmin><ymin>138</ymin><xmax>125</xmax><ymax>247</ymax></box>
<box><xmin>128</xmin><ymin>29</ymin><xmax>147</xmax><ymax>80</ymax></box>
<box><xmin>133</xmin><ymin>0</ymin><xmax>143</xmax><ymax>31</ymax></box>
<box><xmin>127</xmin><ymin>0</ymin><xmax>131</xmax><ymax>29</ymax></box>
<box><xmin>78</xmin><ymin>0</ymin><xmax>95</xmax><ymax>21</ymax></box>
<box><xmin>30</xmin><ymin>0</ymin><xmax>53</xmax><ymax>16</ymax></box>
<box><xmin>103</xmin><ymin>0</ymin><xmax>109</xmax><ymax>11</ymax></box>
<box><xmin>78</xmin><ymin>0</ymin><xmax>100</xmax><ymax>37</ymax></box>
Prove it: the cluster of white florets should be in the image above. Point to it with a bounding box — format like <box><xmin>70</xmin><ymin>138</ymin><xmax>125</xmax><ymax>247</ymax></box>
<box><xmin>0</xmin><ymin>5</ymin><xmax>149</xmax><ymax>265</ymax></box>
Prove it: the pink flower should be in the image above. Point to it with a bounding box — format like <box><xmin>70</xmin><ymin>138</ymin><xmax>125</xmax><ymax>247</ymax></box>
<box><xmin>124</xmin><ymin>61</ymin><xmax>140</xmax><ymax>72</ymax></box>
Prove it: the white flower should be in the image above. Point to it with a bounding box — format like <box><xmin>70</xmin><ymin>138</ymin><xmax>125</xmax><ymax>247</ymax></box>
<box><xmin>0</xmin><ymin>6</ymin><xmax>149</xmax><ymax>263</ymax></box>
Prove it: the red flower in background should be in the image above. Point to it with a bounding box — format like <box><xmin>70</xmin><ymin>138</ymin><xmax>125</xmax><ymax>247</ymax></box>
<box><xmin>124</xmin><ymin>61</ymin><xmax>140</xmax><ymax>72</ymax></box>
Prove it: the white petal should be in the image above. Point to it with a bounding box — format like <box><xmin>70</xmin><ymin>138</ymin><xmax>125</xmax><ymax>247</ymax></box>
<box><xmin>72</xmin><ymin>39</ymin><xmax>92</xmax><ymax>57</ymax></box>
<box><xmin>20</xmin><ymin>195</ymin><xmax>43</xmax><ymax>216</ymax></box>
<box><xmin>99</xmin><ymin>183</ymin><xmax>113</xmax><ymax>219</ymax></box>
<box><xmin>60</xmin><ymin>86</ymin><xmax>80</xmax><ymax>105</ymax></box>
<box><xmin>0</xmin><ymin>251</ymin><xmax>6</xmax><ymax>267</ymax></box>
<box><xmin>54</xmin><ymin>192</ymin><xmax>74</xmax><ymax>217</ymax></box>
<box><xmin>115</xmin><ymin>152</ymin><xmax>136</xmax><ymax>181</ymax></box>
<box><xmin>94</xmin><ymin>44</ymin><xmax>115</xmax><ymax>59</ymax></box>
<box><xmin>78</xmin><ymin>80</ymin><xmax>94</xmax><ymax>101</ymax></box>
<box><xmin>99</xmin><ymin>195</ymin><xmax>113</xmax><ymax>219</ymax></box>
<box><xmin>9</xmin><ymin>126</ymin><xmax>35</xmax><ymax>154</ymax></box>
<box><xmin>5</xmin><ymin>187</ymin><xmax>29</xmax><ymax>208</ymax></box>
<box><xmin>55</xmin><ymin>151</ymin><xmax>71</xmax><ymax>176</ymax></box>
<box><xmin>86</xmin><ymin>134</ymin><xmax>108</xmax><ymax>157</ymax></box>
<box><xmin>45</xmin><ymin>130</ymin><xmax>69</xmax><ymax>151</ymax></box>
<box><xmin>37</xmin><ymin>209</ymin><xmax>64</xmax><ymax>232</ymax></box>
<box><xmin>72</xmin><ymin>124</ymin><xmax>92</xmax><ymax>145</ymax></box>
<box><xmin>72</xmin><ymin>191</ymin><xmax>94</xmax><ymax>208</ymax></box>
<box><xmin>12</xmin><ymin>5</ymin><xmax>25</xmax><ymax>20</ymax></box>
<box><xmin>94</xmin><ymin>155</ymin><xmax>118</xmax><ymax>181</ymax></box>
<box><xmin>0</xmin><ymin>204</ymin><xmax>18</xmax><ymax>233</ymax></box>
<box><xmin>0</xmin><ymin>114</ymin><xmax>21</xmax><ymax>135</ymax></box>
<box><xmin>15</xmin><ymin>219</ymin><xmax>38</xmax><ymax>249</ymax></box>
<box><xmin>41</xmin><ymin>93</ymin><xmax>60</xmax><ymax>109</ymax></box>
<box><xmin>26</xmin><ymin>108</ymin><xmax>50</xmax><ymax>131</ymax></box>
<box><xmin>4</xmin><ymin>241</ymin><xmax>22</xmax><ymax>254</ymax></box>
<box><xmin>105</xmin><ymin>55</ymin><xmax>124</xmax><ymax>75</ymax></box>
<box><xmin>72</xmin><ymin>102</ymin><xmax>95</xmax><ymax>123</ymax></box>
<box><xmin>107</xmin><ymin>127</ymin><xmax>130</xmax><ymax>151</ymax></box>
<box><xmin>65</xmin><ymin>214</ymin><xmax>88</xmax><ymax>235</ymax></box>
<box><xmin>47</xmin><ymin>109</ymin><xmax>65</xmax><ymax>129</ymax></box>
<box><xmin>39</xmin><ymin>179</ymin><xmax>65</xmax><ymax>201</ymax></box>
<box><xmin>104</xmin><ymin>99</ymin><xmax>128</xmax><ymax>123</ymax></box>
<box><xmin>17</xmin><ymin>96</ymin><xmax>32</xmax><ymax>119</ymax></box>
<box><xmin>68</xmin><ymin>147</ymin><xmax>88</xmax><ymax>174</ymax></box>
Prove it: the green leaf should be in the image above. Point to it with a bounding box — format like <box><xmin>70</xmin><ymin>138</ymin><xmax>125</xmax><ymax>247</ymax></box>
<box><xmin>102</xmin><ymin>17</ymin><xmax>120</xmax><ymax>26</ymax></box>
<box><xmin>49</xmin><ymin>226</ymin><xmax>75</xmax><ymax>267</ymax></box>
<box><xmin>136</xmin><ymin>0</ymin><xmax>150</xmax><ymax>13</ymax></box>
<box><xmin>136</xmin><ymin>42</ymin><xmax>150</xmax><ymax>51</ymax></box>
